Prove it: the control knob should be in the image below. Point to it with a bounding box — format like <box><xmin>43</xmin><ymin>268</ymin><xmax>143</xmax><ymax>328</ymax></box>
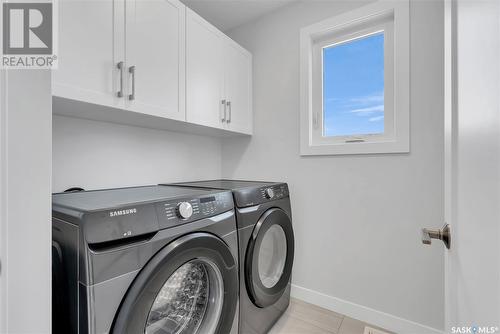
<box><xmin>264</xmin><ymin>188</ymin><xmax>275</xmax><ymax>199</ymax></box>
<box><xmin>176</xmin><ymin>202</ymin><xmax>193</xmax><ymax>219</ymax></box>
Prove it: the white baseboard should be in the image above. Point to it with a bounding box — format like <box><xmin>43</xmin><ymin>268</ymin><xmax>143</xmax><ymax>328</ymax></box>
<box><xmin>291</xmin><ymin>284</ymin><xmax>444</xmax><ymax>334</ymax></box>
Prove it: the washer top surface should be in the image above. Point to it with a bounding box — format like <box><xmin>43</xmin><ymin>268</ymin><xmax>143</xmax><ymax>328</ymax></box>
<box><xmin>53</xmin><ymin>185</ymin><xmax>222</xmax><ymax>212</ymax></box>
<box><xmin>53</xmin><ymin>185</ymin><xmax>235</xmax><ymax>248</ymax></box>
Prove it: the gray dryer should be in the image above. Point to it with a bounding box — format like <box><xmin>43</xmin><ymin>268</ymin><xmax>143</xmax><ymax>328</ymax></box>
<box><xmin>165</xmin><ymin>180</ymin><xmax>295</xmax><ymax>334</ymax></box>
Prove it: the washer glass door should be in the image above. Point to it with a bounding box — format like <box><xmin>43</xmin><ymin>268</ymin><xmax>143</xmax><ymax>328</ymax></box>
<box><xmin>112</xmin><ymin>232</ymin><xmax>238</xmax><ymax>334</ymax></box>
<box><xmin>145</xmin><ymin>259</ymin><xmax>224</xmax><ymax>334</ymax></box>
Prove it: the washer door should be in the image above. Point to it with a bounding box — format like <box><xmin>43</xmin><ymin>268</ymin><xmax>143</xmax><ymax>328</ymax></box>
<box><xmin>112</xmin><ymin>232</ymin><xmax>238</xmax><ymax>334</ymax></box>
<box><xmin>245</xmin><ymin>208</ymin><xmax>295</xmax><ymax>308</ymax></box>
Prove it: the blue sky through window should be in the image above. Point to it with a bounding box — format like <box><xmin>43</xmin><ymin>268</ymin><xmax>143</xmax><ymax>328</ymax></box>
<box><xmin>323</xmin><ymin>32</ymin><xmax>385</xmax><ymax>137</ymax></box>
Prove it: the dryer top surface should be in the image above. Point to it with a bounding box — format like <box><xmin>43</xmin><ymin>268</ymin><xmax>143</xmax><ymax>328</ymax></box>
<box><xmin>171</xmin><ymin>179</ymin><xmax>280</xmax><ymax>190</ymax></box>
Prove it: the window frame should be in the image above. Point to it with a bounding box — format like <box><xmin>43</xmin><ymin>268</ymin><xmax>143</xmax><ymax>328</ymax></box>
<box><xmin>300</xmin><ymin>0</ymin><xmax>409</xmax><ymax>155</ymax></box>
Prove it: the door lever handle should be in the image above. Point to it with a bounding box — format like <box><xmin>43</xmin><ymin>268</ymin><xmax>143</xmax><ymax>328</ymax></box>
<box><xmin>422</xmin><ymin>224</ymin><xmax>450</xmax><ymax>249</ymax></box>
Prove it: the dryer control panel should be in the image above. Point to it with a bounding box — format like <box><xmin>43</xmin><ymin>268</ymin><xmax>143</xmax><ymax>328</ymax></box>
<box><xmin>259</xmin><ymin>184</ymin><xmax>288</xmax><ymax>201</ymax></box>
<box><xmin>156</xmin><ymin>191</ymin><xmax>233</xmax><ymax>229</ymax></box>
<box><xmin>233</xmin><ymin>183</ymin><xmax>289</xmax><ymax>208</ymax></box>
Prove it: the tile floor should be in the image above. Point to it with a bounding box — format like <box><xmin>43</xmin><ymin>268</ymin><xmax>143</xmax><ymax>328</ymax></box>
<box><xmin>269</xmin><ymin>298</ymin><xmax>393</xmax><ymax>334</ymax></box>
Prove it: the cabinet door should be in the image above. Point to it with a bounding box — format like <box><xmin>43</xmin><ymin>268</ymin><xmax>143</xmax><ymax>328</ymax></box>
<box><xmin>125</xmin><ymin>0</ymin><xmax>185</xmax><ymax>121</ymax></box>
<box><xmin>53</xmin><ymin>0</ymin><xmax>124</xmax><ymax>108</ymax></box>
<box><xmin>186</xmin><ymin>9</ymin><xmax>225</xmax><ymax>128</ymax></box>
<box><xmin>224</xmin><ymin>39</ymin><xmax>253</xmax><ymax>134</ymax></box>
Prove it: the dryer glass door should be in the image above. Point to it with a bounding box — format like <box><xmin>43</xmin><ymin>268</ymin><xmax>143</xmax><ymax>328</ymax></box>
<box><xmin>246</xmin><ymin>208</ymin><xmax>295</xmax><ymax>308</ymax></box>
<box><xmin>258</xmin><ymin>225</ymin><xmax>287</xmax><ymax>288</ymax></box>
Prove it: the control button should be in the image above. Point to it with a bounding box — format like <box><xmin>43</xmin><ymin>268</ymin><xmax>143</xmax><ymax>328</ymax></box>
<box><xmin>264</xmin><ymin>188</ymin><xmax>275</xmax><ymax>199</ymax></box>
<box><xmin>176</xmin><ymin>202</ymin><xmax>193</xmax><ymax>219</ymax></box>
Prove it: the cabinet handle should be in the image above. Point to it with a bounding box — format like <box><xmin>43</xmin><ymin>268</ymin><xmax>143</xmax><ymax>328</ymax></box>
<box><xmin>128</xmin><ymin>65</ymin><xmax>136</xmax><ymax>101</ymax></box>
<box><xmin>227</xmin><ymin>101</ymin><xmax>232</xmax><ymax>123</ymax></box>
<box><xmin>117</xmin><ymin>61</ymin><xmax>124</xmax><ymax>98</ymax></box>
<box><xmin>221</xmin><ymin>99</ymin><xmax>226</xmax><ymax>122</ymax></box>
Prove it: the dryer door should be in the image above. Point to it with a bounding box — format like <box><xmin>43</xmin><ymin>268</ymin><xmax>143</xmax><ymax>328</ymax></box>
<box><xmin>112</xmin><ymin>232</ymin><xmax>238</xmax><ymax>334</ymax></box>
<box><xmin>245</xmin><ymin>208</ymin><xmax>295</xmax><ymax>308</ymax></box>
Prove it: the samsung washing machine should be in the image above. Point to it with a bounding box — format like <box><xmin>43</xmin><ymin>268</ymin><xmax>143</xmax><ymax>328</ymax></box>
<box><xmin>164</xmin><ymin>180</ymin><xmax>295</xmax><ymax>334</ymax></box>
<box><xmin>52</xmin><ymin>185</ymin><xmax>239</xmax><ymax>334</ymax></box>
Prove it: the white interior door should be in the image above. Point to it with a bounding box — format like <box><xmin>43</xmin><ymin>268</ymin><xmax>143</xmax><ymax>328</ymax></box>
<box><xmin>445</xmin><ymin>0</ymin><xmax>500</xmax><ymax>330</ymax></box>
<box><xmin>125</xmin><ymin>0</ymin><xmax>186</xmax><ymax>121</ymax></box>
<box><xmin>53</xmin><ymin>0</ymin><xmax>124</xmax><ymax>108</ymax></box>
<box><xmin>224</xmin><ymin>39</ymin><xmax>252</xmax><ymax>134</ymax></box>
<box><xmin>186</xmin><ymin>8</ymin><xmax>225</xmax><ymax>128</ymax></box>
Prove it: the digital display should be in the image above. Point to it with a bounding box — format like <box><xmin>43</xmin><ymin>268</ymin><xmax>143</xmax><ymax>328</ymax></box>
<box><xmin>200</xmin><ymin>196</ymin><xmax>216</xmax><ymax>203</ymax></box>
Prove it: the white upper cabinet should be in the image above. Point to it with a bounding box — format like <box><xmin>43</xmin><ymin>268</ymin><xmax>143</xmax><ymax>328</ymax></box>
<box><xmin>186</xmin><ymin>9</ymin><xmax>225</xmax><ymax>128</ymax></box>
<box><xmin>53</xmin><ymin>1</ymin><xmax>252</xmax><ymax>136</ymax></box>
<box><xmin>224</xmin><ymin>38</ymin><xmax>252</xmax><ymax>134</ymax></box>
<box><xmin>125</xmin><ymin>0</ymin><xmax>185</xmax><ymax>121</ymax></box>
<box><xmin>186</xmin><ymin>8</ymin><xmax>253</xmax><ymax>134</ymax></box>
<box><xmin>53</xmin><ymin>0</ymin><xmax>125</xmax><ymax>108</ymax></box>
<box><xmin>54</xmin><ymin>0</ymin><xmax>186</xmax><ymax>121</ymax></box>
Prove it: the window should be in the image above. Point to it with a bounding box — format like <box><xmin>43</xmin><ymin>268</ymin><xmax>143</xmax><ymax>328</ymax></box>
<box><xmin>323</xmin><ymin>32</ymin><xmax>385</xmax><ymax>137</ymax></box>
<box><xmin>300</xmin><ymin>1</ymin><xmax>409</xmax><ymax>155</ymax></box>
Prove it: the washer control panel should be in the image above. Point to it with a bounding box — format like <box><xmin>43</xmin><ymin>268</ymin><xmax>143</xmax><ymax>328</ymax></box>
<box><xmin>176</xmin><ymin>202</ymin><xmax>193</xmax><ymax>219</ymax></box>
<box><xmin>156</xmin><ymin>191</ymin><xmax>233</xmax><ymax>229</ymax></box>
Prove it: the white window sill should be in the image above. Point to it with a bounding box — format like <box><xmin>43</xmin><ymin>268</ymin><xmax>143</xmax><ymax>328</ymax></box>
<box><xmin>300</xmin><ymin>138</ymin><xmax>409</xmax><ymax>156</ymax></box>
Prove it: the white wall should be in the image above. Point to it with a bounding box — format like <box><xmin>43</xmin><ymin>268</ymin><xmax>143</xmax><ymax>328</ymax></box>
<box><xmin>224</xmin><ymin>0</ymin><xmax>444</xmax><ymax>332</ymax></box>
<box><xmin>53</xmin><ymin>115</ymin><xmax>222</xmax><ymax>192</ymax></box>
<box><xmin>1</xmin><ymin>70</ymin><xmax>52</xmax><ymax>333</ymax></box>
